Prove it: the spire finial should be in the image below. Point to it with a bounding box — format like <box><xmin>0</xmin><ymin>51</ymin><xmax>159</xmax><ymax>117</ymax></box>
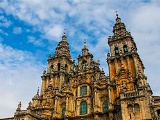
<box><xmin>116</xmin><ymin>11</ymin><xmax>118</xmax><ymax>18</ymax></box>
<box><xmin>62</xmin><ymin>28</ymin><xmax>67</xmax><ymax>40</ymax></box>
<box><xmin>64</xmin><ymin>28</ymin><xmax>66</xmax><ymax>36</ymax></box>
<box><xmin>37</xmin><ymin>87</ymin><xmax>39</xmax><ymax>95</ymax></box>
<box><xmin>115</xmin><ymin>11</ymin><xmax>121</xmax><ymax>23</ymax></box>
<box><xmin>84</xmin><ymin>39</ymin><xmax>86</xmax><ymax>48</ymax></box>
<box><xmin>16</xmin><ymin>101</ymin><xmax>22</xmax><ymax>111</ymax></box>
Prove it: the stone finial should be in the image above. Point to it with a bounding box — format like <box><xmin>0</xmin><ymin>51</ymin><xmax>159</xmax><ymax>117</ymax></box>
<box><xmin>116</xmin><ymin>11</ymin><xmax>118</xmax><ymax>18</ymax></box>
<box><xmin>84</xmin><ymin>39</ymin><xmax>86</xmax><ymax>48</ymax></box>
<box><xmin>43</xmin><ymin>69</ymin><xmax>46</xmax><ymax>74</ymax></box>
<box><xmin>28</xmin><ymin>101</ymin><xmax>32</xmax><ymax>109</ymax></box>
<box><xmin>16</xmin><ymin>102</ymin><xmax>21</xmax><ymax>111</ymax></box>
<box><xmin>37</xmin><ymin>87</ymin><xmax>39</xmax><ymax>95</ymax></box>
<box><xmin>62</xmin><ymin>29</ymin><xmax>67</xmax><ymax>40</ymax></box>
<box><xmin>107</xmin><ymin>52</ymin><xmax>110</xmax><ymax>57</ymax></box>
<box><xmin>64</xmin><ymin>28</ymin><xmax>66</xmax><ymax>36</ymax></box>
<box><xmin>116</xmin><ymin>13</ymin><xmax>121</xmax><ymax>22</ymax></box>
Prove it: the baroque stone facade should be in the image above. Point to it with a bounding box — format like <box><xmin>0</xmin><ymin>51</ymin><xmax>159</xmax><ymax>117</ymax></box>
<box><xmin>2</xmin><ymin>15</ymin><xmax>160</xmax><ymax>120</ymax></box>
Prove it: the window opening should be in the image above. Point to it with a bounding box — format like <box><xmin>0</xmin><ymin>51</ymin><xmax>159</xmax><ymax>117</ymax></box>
<box><xmin>157</xmin><ymin>109</ymin><xmax>160</xmax><ymax>116</ymax></box>
<box><xmin>123</xmin><ymin>45</ymin><xmax>128</xmax><ymax>53</ymax></box>
<box><xmin>102</xmin><ymin>101</ymin><xmax>108</xmax><ymax>112</ymax></box>
<box><xmin>58</xmin><ymin>63</ymin><xmax>60</xmax><ymax>71</ymax></box>
<box><xmin>62</xmin><ymin>108</ymin><xmax>66</xmax><ymax>117</ymax></box>
<box><xmin>80</xmin><ymin>101</ymin><xmax>87</xmax><ymax>115</ymax></box>
<box><xmin>80</xmin><ymin>86</ymin><xmax>87</xmax><ymax>96</ymax></box>
<box><xmin>115</xmin><ymin>47</ymin><xmax>119</xmax><ymax>55</ymax></box>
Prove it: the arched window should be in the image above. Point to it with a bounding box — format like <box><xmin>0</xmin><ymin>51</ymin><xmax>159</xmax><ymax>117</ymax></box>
<box><xmin>80</xmin><ymin>86</ymin><xmax>87</xmax><ymax>96</ymax></box>
<box><xmin>123</xmin><ymin>45</ymin><xmax>128</xmax><ymax>53</ymax></box>
<box><xmin>80</xmin><ymin>101</ymin><xmax>87</xmax><ymax>115</ymax></box>
<box><xmin>115</xmin><ymin>47</ymin><xmax>119</xmax><ymax>55</ymax></box>
<box><xmin>65</xmin><ymin>64</ymin><xmax>68</xmax><ymax>72</ymax></box>
<box><xmin>102</xmin><ymin>101</ymin><xmax>108</xmax><ymax>112</ymax></box>
<box><xmin>62</xmin><ymin>108</ymin><xmax>66</xmax><ymax>118</ymax></box>
<box><xmin>51</xmin><ymin>65</ymin><xmax>54</xmax><ymax>69</ymax></box>
<box><xmin>50</xmin><ymin>65</ymin><xmax>54</xmax><ymax>73</ymax></box>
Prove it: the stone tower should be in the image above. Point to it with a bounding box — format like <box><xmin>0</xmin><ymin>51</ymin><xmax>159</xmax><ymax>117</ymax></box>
<box><xmin>107</xmin><ymin>14</ymin><xmax>154</xmax><ymax>120</ymax></box>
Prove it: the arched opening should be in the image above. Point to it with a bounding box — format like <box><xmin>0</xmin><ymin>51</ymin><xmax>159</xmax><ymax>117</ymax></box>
<box><xmin>157</xmin><ymin>109</ymin><xmax>160</xmax><ymax>116</ymax></box>
<box><xmin>50</xmin><ymin>65</ymin><xmax>54</xmax><ymax>73</ymax></box>
<box><xmin>127</xmin><ymin>104</ymin><xmax>140</xmax><ymax>120</ymax></box>
<box><xmin>65</xmin><ymin>64</ymin><xmax>68</xmax><ymax>72</ymax></box>
<box><xmin>127</xmin><ymin>104</ymin><xmax>133</xmax><ymax>119</ymax></box>
<box><xmin>51</xmin><ymin>65</ymin><xmax>54</xmax><ymax>69</ymax></box>
<box><xmin>134</xmin><ymin>104</ymin><xmax>140</xmax><ymax>119</ymax></box>
<box><xmin>115</xmin><ymin>47</ymin><xmax>119</xmax><ymax>55</ymax></box>
<box><xmin>123</xmin><ymin>45</ymin><xmax>128</xmax><ymax>53</ymax></box>
<box><xmin>102</xmin><ymin>101</ymin><xmax>108</xmax><ymax>112</ymax></box>
<box><xmin>82</xmin><ymin>60</ymin><xmax>87</xmax><ymax>69</ymax></box>
<box><xmin>58</xmin><ymin>63</ymin><xmax>60</xmax><ymax>71</ymax></box>
<box><xmin>80</xmin><ymin>101</ymin><xmax>87</xmax><ymax>115</ymax></box>
<box><xmin>82</xmin><ymin>60</ymin><xmax>87</xmax><ymax>64</ymax></box>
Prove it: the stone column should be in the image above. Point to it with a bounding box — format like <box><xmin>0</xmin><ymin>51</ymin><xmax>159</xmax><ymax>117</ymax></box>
<box><xmin>51</xmin><ymin>75</ymin><xmax>55</xmax><ymax>88</ymax></box>
<box><xmin>41</xmin><ymin>76</ymin><xmax>46</xmax><ymax>95</ymax></box>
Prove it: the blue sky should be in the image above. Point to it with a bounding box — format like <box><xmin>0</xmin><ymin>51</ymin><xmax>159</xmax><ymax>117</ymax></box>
<box><xmin>0</xmin><ymin>0</ymin><xmax>160</xmax><ymax>118</ymax></box>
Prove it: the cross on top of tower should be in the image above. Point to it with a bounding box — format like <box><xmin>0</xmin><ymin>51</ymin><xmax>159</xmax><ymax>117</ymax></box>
<box><xmin>84</xmin><ymin>39</ymin><xmax>86</xmax><ymax>48</ymax></box>
<box><xmin>64</xmin><ymin>28</ymin><xmax>66</xmax><ymax>36</ymax></box>
<box><xmin>116</xmin><ymin>11</ymin><xmax>118</xmax><ymax>18</ymax></box>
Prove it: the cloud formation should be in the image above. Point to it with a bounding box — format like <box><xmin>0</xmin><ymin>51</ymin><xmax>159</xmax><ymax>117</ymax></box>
<box><xmin>0</xmin><ymin>43</ymin><xmax>44</xmax><ymax>118</ymax></box>
<box><xmin>13</xmin><ymin>27</ymin><xmax>22</xmax><ymax>34</ymax></box>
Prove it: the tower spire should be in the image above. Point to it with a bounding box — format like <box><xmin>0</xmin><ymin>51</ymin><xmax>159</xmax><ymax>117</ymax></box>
<box><xmin>84</xmin><ymin>39</ymin><xmax>86</xmax><ymax>48</ymax></box>
<box><xmin>116</xmin><ymin>11</ymin><xmax>118</xmax><ymax>18</ymax></box>
<box><xmin>53</xmin><ymin>31</ymin><xmax>72</xmax><ymax>60</ymax></box>
<box><xmin>64</xmin><ymin>29</ymin><xmax>66</xmax><ymax>36</ymax></box>
<box><xmin>37</xmin><ymin>87</ymin><xmax>39</xmax><ymax>95</ymax></box>
<box><xmin>62</xmin><ymin>29</ymin><xmax>67</xmax><ymax>41</ymax></box>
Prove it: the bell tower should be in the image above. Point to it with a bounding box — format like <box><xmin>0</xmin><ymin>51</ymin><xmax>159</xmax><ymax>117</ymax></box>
<box><xmin>41</xmin><ymin>31</ymin><xmax>73</xmax><ymax>95</ymax></box>
<box><xmin>107</xmin><ymin>14</ymin><xmax>154</xmax><ymax>120</ymax></box>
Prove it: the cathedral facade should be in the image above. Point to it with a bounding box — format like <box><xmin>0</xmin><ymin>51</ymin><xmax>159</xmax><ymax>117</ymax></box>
<box><xmin>2</xmin><ymin>15</ymin><xmax>160</xmax><ymax>120</ymax></box>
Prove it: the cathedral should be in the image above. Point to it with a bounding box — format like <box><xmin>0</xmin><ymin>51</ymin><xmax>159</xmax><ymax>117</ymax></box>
<box><xmin>2</xmin><ymin>15</ymin><xmax>160</xmax><ymax>120</ymax></box>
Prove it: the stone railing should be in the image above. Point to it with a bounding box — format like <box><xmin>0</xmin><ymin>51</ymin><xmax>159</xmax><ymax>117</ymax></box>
<box><xmin>121</xmin><ymin>91</ymin><xmax>139</xmax><ymax>99</ymax></box>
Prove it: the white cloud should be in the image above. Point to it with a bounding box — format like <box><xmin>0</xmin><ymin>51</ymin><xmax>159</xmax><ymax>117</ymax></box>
<box><xmin>0</xmin><ymin>15</ymin><xmax>11</xmax><ymax>28</ymax></box>
<box><xmin>0</xmin><ymin>43</ymin><xmax>44</xmax><ymax>118</ymax></box>
<box><xmin>45</xmin><ymin>24</ymin><xmax>64</xmax><ymax>41</ymax></box>
<box><xmin>28</xmin><ymin>36</ymin><xmax>43</xmax><ymax>46</ymax></box>
<box><xmin>13</xmin><ymin>27</ymin><xmax>22</xmax><ymax>34</ymax></box>
<box><xmin>0</xmin><ymin>29</ymin><xmax>8</xmax><ymax>36</ymax></box>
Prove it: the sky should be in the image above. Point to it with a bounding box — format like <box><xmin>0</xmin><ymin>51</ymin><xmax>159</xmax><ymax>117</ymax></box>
<box><xmin>0</xmin><ymin>0</ymin><xmax>160</xmax><ymax>118</ymax></box>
